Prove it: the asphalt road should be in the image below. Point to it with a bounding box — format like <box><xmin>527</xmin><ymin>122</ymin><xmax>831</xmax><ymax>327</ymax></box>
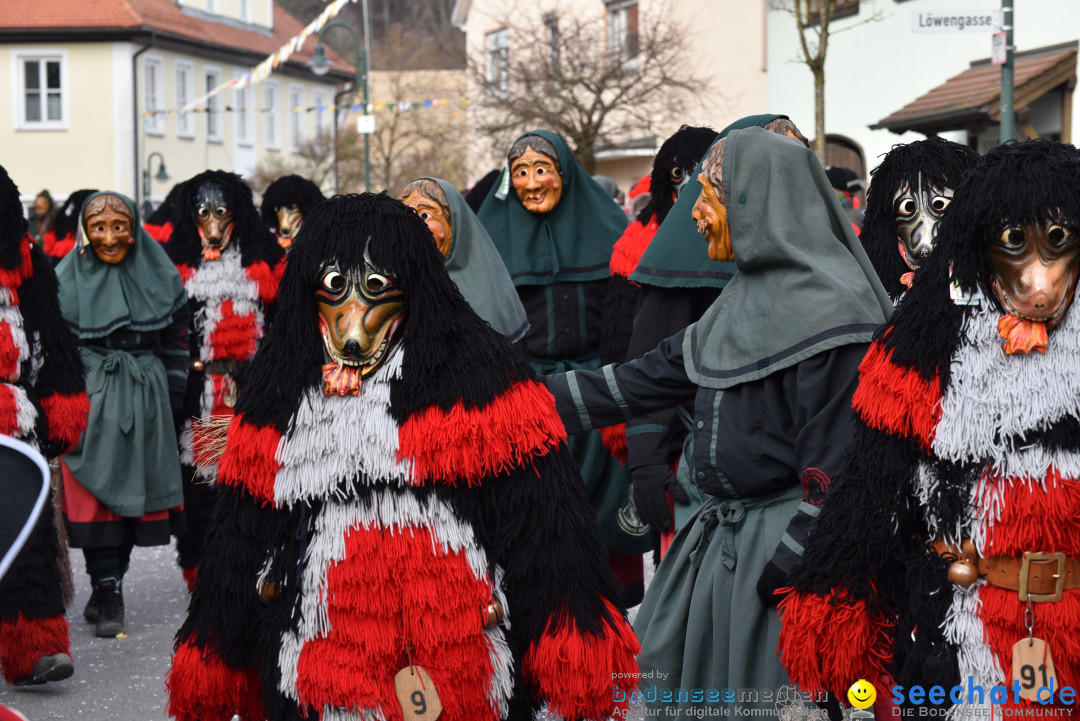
<box><xmin>0</xmin><ymin>544</ymin><xmax>653</xmax><ymax>721</ymax></box>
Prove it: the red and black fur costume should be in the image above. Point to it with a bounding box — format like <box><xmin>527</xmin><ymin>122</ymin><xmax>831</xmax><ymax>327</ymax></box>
<box><xmin>144</xmin><ymin>183</ymin><xmax>185</xmax><ymax>244</ymax></box>
<box><xmin>860</xmin><ymin>137</ymin><xmax>980</xmax><ymax>301</ymax></box>
<box><xmin>259</xmin><ymin>174</ymin><xmax>326</xmax><ymax>243</ymax></box>
<box><xmin>0</xmin><ymin>164</ymin><xmax>88</xmax><ymax>684</ymax></box>
<box><xmin>779</xmin><ymin>140</ymin><xmax>1080</xmax><ymax>717</ymax></box>
<box><xmin>598</xmin><ymin>125</ymin><xmax>715</xmax><ymax>464</ymax></box>
<box><xmin>164</xmin><ymin>171</ymin><xmax>284</xmax><ymax>589</ymax></box>
<box><xmin>42</xmin><ymin>189</ymin><xmax>96</xmax><ymax>264</ymax></box>
<box><xmin>166</xmin><ymin>193</ymin><xmax>639</xmax><ymax>721</ymax></box>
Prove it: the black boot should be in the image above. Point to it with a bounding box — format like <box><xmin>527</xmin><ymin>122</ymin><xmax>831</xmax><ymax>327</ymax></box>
<box><xmin>93</xmin><ymin>578</ymin><xmax>124</xmax><ymax>637</ymax></box>
<box><xmin>83</xmin><ymin>578</ymin><xmax>111</xmax><ymax>623</ymax></box>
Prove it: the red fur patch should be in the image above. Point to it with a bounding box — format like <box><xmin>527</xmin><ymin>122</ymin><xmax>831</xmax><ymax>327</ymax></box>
<box><xmin>0</xmin><ymin>613</ymin><xmax>69</xmax><ymax>682</ymax></box>
<box><xmin>599</xmin><ymin>423</ymin><xmax>629</xmax><ymax>466</ymax></box>
<box><xmin>207</xmin><ymin>299</ymin><xmax>260</xmax><ymax>361</ymax></box>
<box><xmin>175</xmin><ymin>264</ymin><xmax>196</xmax><ymax>284</ymax></box>
<box><xmin>851</xmin><ymin>339</ymin><xmax>942</xmax><ymax>450</ymax></box>
<box><xmin>0</xmin><ymin>383</ymin><xmax>20</xmax><ymax>437</ymax></box>
<box><xmin>978</xmin><ymin>469</ymin><xmax>1080</xmax><ymax>557</ymax></box>
<box><xmin>521</xmin><ymin>599</ymin><xmax>640</xmax><ymax>721</ymax></box>
<box><xmin>167</xmin><ymin>640</ymin><xmax>266</xmax><ymax>721</ymax></box>
<box><xmin>0</xmin><ymin>320</ymin><xmax>20</xmax><ymax>379</ymax></box>
<box><xmin>244</xmin><ymin>259</ymin><xmax>284</xmax><ymax>306</ymax></box>
<box><xmin>181</xmin><ymin>566</ymin><xmax>198</xmax><ymax>592</ymax></box>
<box><xmin>144</xmin><ymin>221</ymin><xmax>173</xmax><ymax>243</ymax></box>
<box><xmin>216</xmin><ymin>415</ymin><xmax>281</xmax><ymax>505</ymax></box>
<box><xmin>777</xmin><ymin>590</ymin><xmax>893</xmax><ymax>699</ymax></box>
<box><xmin>40</xmin><ymin>391</ymin><xmax>91</xmax><ymax>454</ymax></box>
<box><xmin>609</xmin><ymin>216</ymin><xmax>659</xmax><ymax>278</ymax></box>
<box><xmin>294</xmin><ymin>523</ymin><xmax>503</xmax><ymax>718</ymax></box>
<box><xmin>0</xmin><ymin>239</ymin><xmax>32</xmax><ymax>296</ymax></box>
<box><xmin>398</xmin><ymin>379</ymin><xmax>567</xmax><ymax>485</ymax></box>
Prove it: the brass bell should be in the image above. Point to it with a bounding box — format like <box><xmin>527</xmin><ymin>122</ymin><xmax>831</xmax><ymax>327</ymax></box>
<box><xmin>948</xmin><ymin>560</ymin><xmax>979</xmax><ymax>587</ymax></box>
<box><xmin>258</xmin><ymin>580</ymin><xmax>280</xmax><ymax>604</ymax></box>
<box><xmin>191</xmin><ymin>360</ymin><xmax>205</xmax><ymax>372</ymax></box>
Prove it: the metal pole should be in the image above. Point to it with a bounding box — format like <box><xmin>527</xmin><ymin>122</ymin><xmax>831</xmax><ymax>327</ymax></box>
<box><xmin>1000</xmin><ymin>0</ymin><xmax>1014</xmax><ymax>143</ymax></box>
<box><xmin>361</xmin><ymin>0</ymin><xmax>371</xmax><ymax>193</ymax></box>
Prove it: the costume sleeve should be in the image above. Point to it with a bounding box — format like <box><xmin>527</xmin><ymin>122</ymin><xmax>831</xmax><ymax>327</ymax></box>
<box><xmin>486</xmin><ymin>444</ymin><xmax>640</xmax><ymax>721</ymax></box>
<box><xmin>168</xmin><ymin>484</ymin><xmax>292</xmax><ymax>721</ymax></box>
<box><xmin>159</xmin><ymin>295</ymin><xmax>191</xmax><ymax>399</ymax></box>
<box><xmin>545</xmin><ymin>330</ymin><xmax>697</xmax><ymax>434</ymax></box>
<box><xmin>22</xmin><ymin>244</ymin><xmax>88</xmax><ymax>456</ymax></box>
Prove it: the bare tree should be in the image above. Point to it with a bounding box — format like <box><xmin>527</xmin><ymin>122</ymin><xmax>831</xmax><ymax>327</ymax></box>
<box><xmin>468</xmin><ymin>4</ymin><xmax>703</xmax><ymax>174</ymax></box>
<box><xmin>251</xmin><ymin>130</ymin><xmax>338</xmax><ymax>196</ymax></box>
<box><xmin>773</xmin><ymin>0</ymin><xmax>881</xmax><ymax>163</ymax></box>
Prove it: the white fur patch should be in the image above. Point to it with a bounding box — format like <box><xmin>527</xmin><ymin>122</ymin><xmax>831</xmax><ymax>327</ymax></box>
<box><xmin>0</xmin><ymin>302</ymin><xmax>31</xmax><ymax>381</ymax></box>
<box><xmin>0</xmin><ymin>382</ymin><xmax>39</xmax><ymax>443</ymax></box>
<box><xmin>273</xmin><ymin>347</ymin><xmax>408</xmax><ymax>505</ymax></box>
<box><xmin>0</xmin><ymin>294</ymin><xmax>38</xmax><ymax>446</ymax></box>
<box><xmin>942</xmin><ymin>583</ymin><xmax>1003</xmax><ymax>721</ymax></box>
<box><xmin>933</xmin><ymin>302</ymin><xmax>1080</xmax><ymax>470</ymax></box>
<box><xmin>183</xmin><ymin>244</ymin><xmax>264</xmax><ymax>362</ymax></box>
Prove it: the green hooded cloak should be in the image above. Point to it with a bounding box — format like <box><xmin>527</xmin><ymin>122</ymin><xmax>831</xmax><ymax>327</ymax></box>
<box><xmin>56</xmin><ymin>192</ymin><xmax>187</xmax><ymax>520</ymax></box>
<box><xmin>630</xmin><ymin>114</ymin><xmax>785</xmax><ymax>289</ymax></box>
<box><xmin>423</xmin><ymin>178</ymin><xmax>529</xmax><ymax>342</ymax></box>
<box><xmin>683</xmin><ymin>126</ymin><xmax>893</xmax><ymax>389</ymax></box>
<box><xmin>476</xmin><ymin>129</ymin><xmax>628</xmax><ymax>286</ymax></box>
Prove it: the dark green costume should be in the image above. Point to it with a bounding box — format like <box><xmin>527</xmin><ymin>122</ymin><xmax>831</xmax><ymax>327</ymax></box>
<box><xmin>56</xmin><ymin>192</ymin><xmax>188</xmax><ymax>546</ymax></box>
<box><xmin>477</xmin><ymin>131</ymin><xmax>650</xmax><ymax>558</ymax></box>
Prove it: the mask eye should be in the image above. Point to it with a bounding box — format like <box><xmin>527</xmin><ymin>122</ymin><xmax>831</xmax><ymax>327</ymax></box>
<box><xmin>1048</xmin><ymin>224</ymin><xmax>1075</xmax><ymax>247</ymax></box>
<box><xmin>215</xmin><ymin>206</ymin><xmax>228</xmax><ymax>218</ymax></box>
<box><xmin>1000</xmin><ymin>226</ymin><xmax>1026</xmax><ymax>249</ymax></box>
<box><xmin>670</xmin><ymin>167</ymin><xmax>684</xmax><ymax>182</ymax></box>
<box><xmin>896</xmin><ymin>198</ymin><xmax>917</xmax><ymax>217</ymax></box>
<box><xmin>930</xmin><ymin>195</ymin><xmax>951</xmax><ymax>213</ymax></box>
<box><xmin>321</xmin><ymin>271</ymin><xmax>346</xmax><ymax>293</ymax></box>
<box><xmin>366</xmin><ymin>272</ymin><xmax>392</xmax><ymax>294</ymax></box>
<box><xmin>196</xmin><ymin>206</ymin><xmax>210</xmax><ymax>218</ymax></box>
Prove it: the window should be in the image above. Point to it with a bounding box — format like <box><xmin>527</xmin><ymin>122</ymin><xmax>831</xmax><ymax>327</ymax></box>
<box><xmin>234</xmin><ymin>73</ymin><xmax>254</xmax><ymax>147</ymax></box>
<box><xmin>485</xmin><ymin>28</ymin><xmax>509</xmax><ymax>101</ymax></box>
<box><xmin>238</xmin><ymin>0</ymin><xmax>251</xmax><ymax>22</ymax></box>
<box><xmin>313</xmin><ymin>88</ymin><xmax>330</xmax><ymax>136</ymax></box>
<box><xmin>175</xmin><ymin>62</ymin><xmax>194</xmax><ymax>138</ymax></box>
<box><xmin>606</xmin><ymin>0</ymin><xmax>639</xmax><ymax>66</ymax></box>
<box><xmin>543</xmin><ymin>13</ymin><xmax>560</xmax><ymax>76</ymax></box>
<box><xmin>289</xmin><ymin>85</ymin><xmax>304</xmax><ymax>151</ymax></box>
<box><xmin>143</xmin><ymin>57</ymin><xmax>165</xmax><ymax>135</ymax></box>
<box><xmin>265</xmin><ymin>80</ymin><xmax>280</xmax><ymax>150</ymax></box>
<box><xmin>14</xmin><ymin>52</ymin><xmax>67</xmax><ymax>129</ymax></box>
<box><xmin>205</xmin><ymin>67</ymin><xmax>222</xmax><ymax>142</ymax></box>
<box><xmin>205</xmin><ymin>0</ymin><xmax>217</xmax><ymax>12</ymax></box>
<box><xmin>805</xmin><ymin>0</ymin><xmax>860</xmax><ymax>24</ymax></box>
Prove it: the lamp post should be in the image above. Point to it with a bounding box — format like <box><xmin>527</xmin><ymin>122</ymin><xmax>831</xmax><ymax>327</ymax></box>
<box><xmin>141</xmin><ymin>151</ymin><xmax>170</xmax><ymax>217</ymax></box>
<box><xmin>308</xmin><ymin>12</ymin><xmax>370</xmax><ymax>193</ymax></box>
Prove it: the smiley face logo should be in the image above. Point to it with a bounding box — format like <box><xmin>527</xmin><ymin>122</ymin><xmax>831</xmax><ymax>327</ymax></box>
<box><xmin>847</xmin><ymin>679</ymin><xmax>876</xmax><ymax>709</ymax></box>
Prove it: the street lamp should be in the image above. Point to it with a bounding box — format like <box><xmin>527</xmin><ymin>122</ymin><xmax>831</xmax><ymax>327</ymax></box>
<box><xmin>309</xmin><ymin>12</ymin><xmax>371</xmax><ymax>193</ymax></box>
<box><xmin>141</xmin><ymin>151</ymin><xmax>170</xmax><ymax>217</ymax></box>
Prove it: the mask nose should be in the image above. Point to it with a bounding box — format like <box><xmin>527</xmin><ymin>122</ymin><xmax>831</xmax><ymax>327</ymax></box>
<box><xmin>913</xmin><ymin>245</ymin><xmax>931</xmax><ymax>264</ymax></box>
<box><xmin>343</xmin><ymin>338</ymin><xmax>363</xmax><ymax>359</ymax></box>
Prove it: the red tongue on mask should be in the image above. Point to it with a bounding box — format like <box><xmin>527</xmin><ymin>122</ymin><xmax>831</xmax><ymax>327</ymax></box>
<box><xmin>322</xmin><ymin>362</ymin><xmax>362</xmax><ymax>396</ymax></box>
<box><xmin>997</xmin><ymin>314</ymin><xmax>1048</xmax><ymax>355</ymax></box>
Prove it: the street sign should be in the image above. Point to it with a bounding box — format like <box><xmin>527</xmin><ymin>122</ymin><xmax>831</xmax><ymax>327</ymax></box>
<box><xmin>356</xmin><ymin>114</ymin><xmax>376</xmax><ymax>134</ymax></box>
<box><xmin>911</xmin><ymin>9</ymin><xmax>1003</xmax><ymax>33</ymax></box>
<box><xmin>991</xmin><ymin>31</ymin><xmax>1007</xmax><ymax>65</ymax></box>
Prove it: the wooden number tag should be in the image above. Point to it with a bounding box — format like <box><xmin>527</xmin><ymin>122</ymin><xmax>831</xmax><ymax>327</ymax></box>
<box><xmin>394</xmin><ymin>665</ymin><xmax>443</xmax><ymax>720</ymax></box>
<box><xmin>1012</xmin><ymin>638</ymin><xmax>1057</xmax><ymax>703</ymax></box>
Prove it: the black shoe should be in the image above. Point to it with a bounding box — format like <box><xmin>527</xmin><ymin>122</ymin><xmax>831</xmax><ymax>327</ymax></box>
<box><xmin>12</xmin><ymin>652</ymin><xmax>75</xmax><ymax>686</ymax></box>
<box><xmin>93</xmin><ymin>578</ymin><xmax>124</xmax><ymax>637</ymax></box>
<box><xmin>83</xmin><ymin>579</ymin><xmax>110</xmax><ymax>623</ymax></box>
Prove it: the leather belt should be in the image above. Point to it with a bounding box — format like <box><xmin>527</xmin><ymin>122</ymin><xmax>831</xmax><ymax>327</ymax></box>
<box><xmin>932</xmin><ymin>540</ymin><xmax>1080</xmax><ymax>602</ymax></box>
<box><xmin>191</xmin><ymin>359</ymin><xmax>238</xmax><ymax>375</ymax></box>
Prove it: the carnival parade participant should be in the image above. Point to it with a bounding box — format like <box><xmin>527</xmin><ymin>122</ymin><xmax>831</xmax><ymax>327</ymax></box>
<box><xmin>259</xmin><ymin>174</ymin><xmax>326</xmax><ymax>250</ymax></box>
<box><xmin>624</xmin><ymin>115</ymin><xmax>809</xmax><ymax>545</ymax></box>
<box><xmin>779</xmin><ymin>139</ymin><xmax>1080</xmax><ymax>716</ymax></box>
<box><xmin>27</xmin><ymin>190</ymin><xmax>55</xmax><ymax>246</ymax></box>
<box><xmin>164</xmin><ymin>170</ymin><xmax>285</xmax><ymax>590</ymax></box>
<box><xmin>476</xmin><ymin>130</ymin><xmax>648</xmax><ymax>603</ymax></box>
<box><xmin>42</xmin><ymin>189</ymin><xmax>97</xmax><ymax>263</ymax></box>
<box><xmin>545</xmin><ymin>126</ymin><xmax>893</xmax><ymax>716</ymax></box>
<box><xmin>0</xmin><ymin>164</ymin><xmax>89</xmax><ymax>685</ymax></box>
<box><xmin>57</xmin><ymin>191</ymin><xmax>189</xmax><ymax>638</ymax></box>
<box><xmin>399</xmin><ymin>176</ymin><xmax>528</xmax><ymax>342</ymax></box>
<box><xmin>859</xmin><ymin>137</ymin><xmax>980</xmax><ymax>300</ymax></box>
<box><xmin>143</xmin><ymin>183</ymin><xmax>185</xmax><ymax>244</ymax></box>
<box><xmin>166</xmin><ymin>192</ymin><xmax>640</xmax><ymax>721</ymax></box>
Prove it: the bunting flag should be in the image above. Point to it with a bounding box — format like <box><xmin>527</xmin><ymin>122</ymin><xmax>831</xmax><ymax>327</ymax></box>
<box><xmin>166</xmin><ymin>0</ymin><xmax>355</xmax><ymax>118</ymax></box>
<box><xmin>144</xmin><ymin>97</ymin><xmax>468</xmax><ymax>118</ymax></box>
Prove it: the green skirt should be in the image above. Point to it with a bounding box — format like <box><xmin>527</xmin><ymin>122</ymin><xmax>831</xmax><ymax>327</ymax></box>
<box><xmin>634</xmin><ymin>485</ymin><xmax>804</xmax><ymax>718</ymax></box>
<box><xmin>532</xmin><ymin>355</ymin><xmax>651</xmax><ymax>555</ymax></box>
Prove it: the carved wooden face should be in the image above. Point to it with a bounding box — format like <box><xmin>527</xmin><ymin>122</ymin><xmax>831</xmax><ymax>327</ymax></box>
<box><xmin>989</xmin><ymin>220</ymin><xmax>1080</xmax><ymax>329</ymax></box>
<box><xmin>693</xmin><ymin>172</ymin><xmax>732</xmax><ymax>262</ymax></box>
<box><xmin>275</xmin><ymin>205</ymin><xmax>304</xmax><ymax>249</ymax></box>
<box><xmin>510</xmin><ymin>147</ymin><xmax>562</xmax><ymax>215</ymax></box>
<box><xmin>400</xmin><ymin>190</ymin><xmax>453</xmax><ymax>258</ymax></box>
<box><xmin>194</xmin><ymin>182</ymin><xmax>234</xmax><ymax>257</ymax></box>
<box><xmin>85</xmin><ymin>204</ymin><xmax>133</xmax><ymax>265</ymax></box>
<box><xmin>893</xmin><ymin>174</ymin><xmax>954</xmax><ymax>270</ymax></box>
